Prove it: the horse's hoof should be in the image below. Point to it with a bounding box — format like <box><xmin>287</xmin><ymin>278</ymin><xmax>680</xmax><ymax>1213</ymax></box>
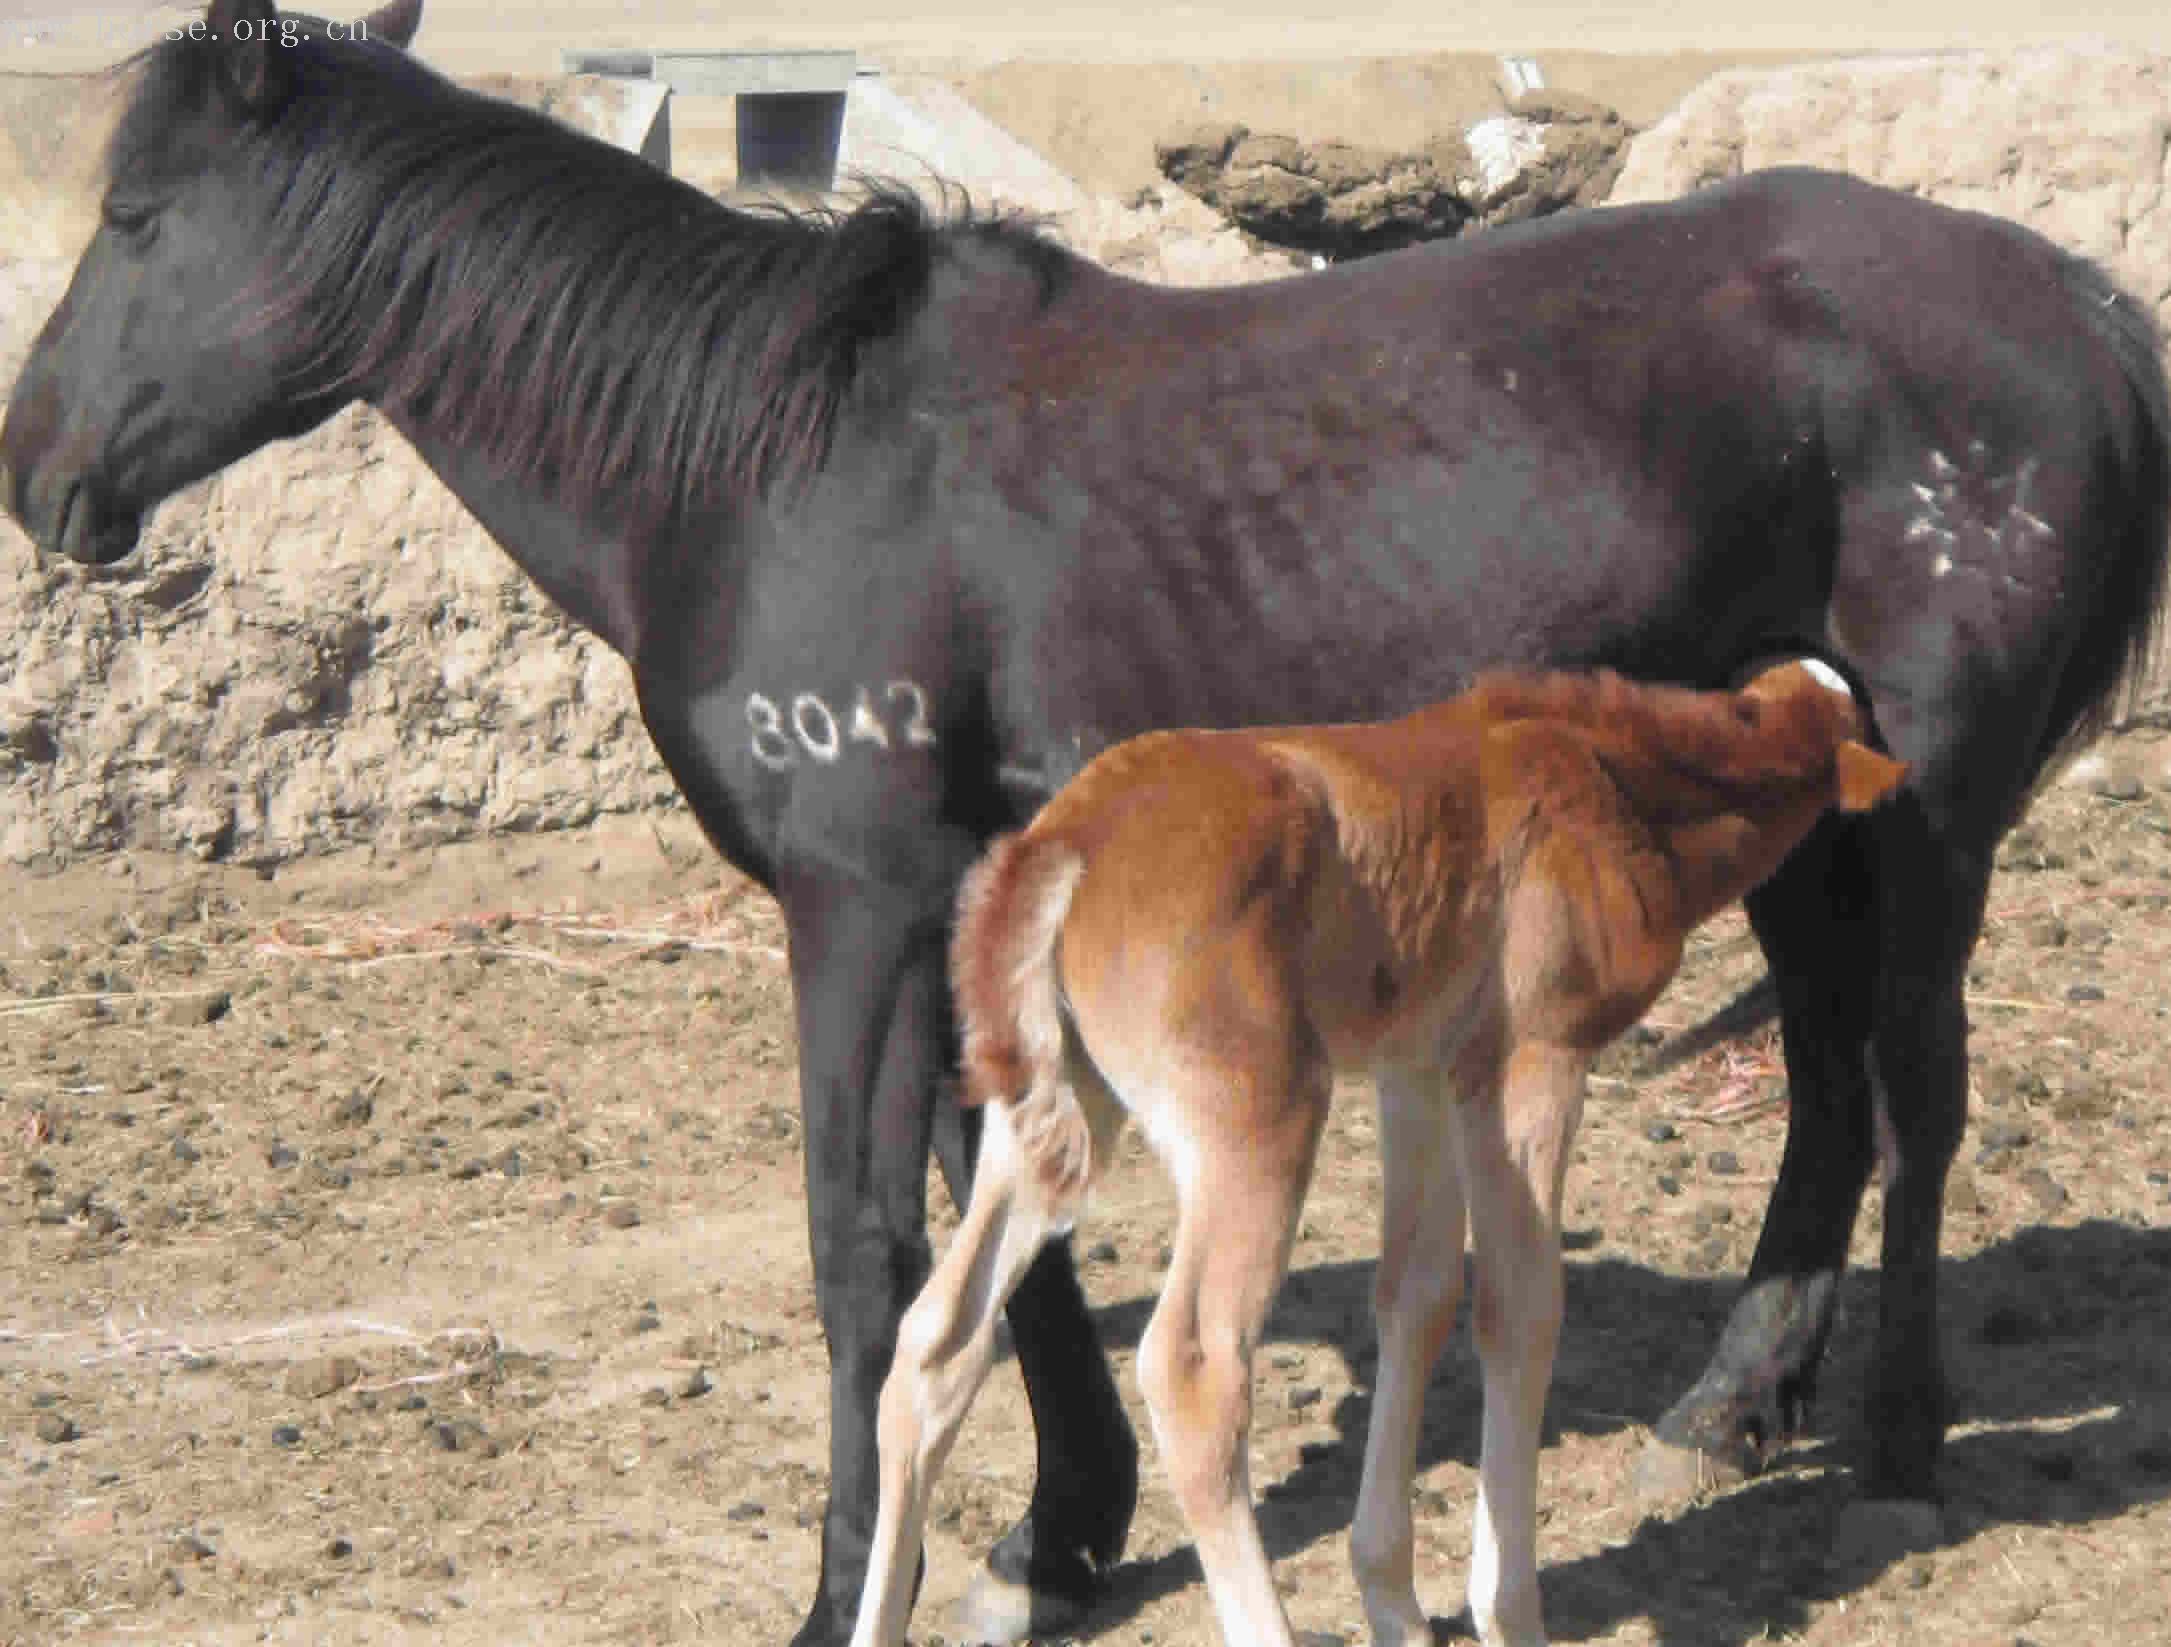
<box><xmin>1830</xmin><ymin>1497</ymin><xmax>1945</xmax><ymax>1571</ymax></box>
<box><xmin>787</xmin><ymin>1612</ymin><xmax>849</xmax><ymax>1647</ymax></box>
<box><xmin>1653</xmin><ymin>1368</ymin><xmax>1800</xmax><ymax>1486</ymax></box>
<box><xmin>1630</xmin><ymin>1432</ymin><xmax>1750</xmax><ymax>1508</ymax></box>
<box><xmin>948</xmin><ymin>1565</ymin><xmax>1091</xmax><ymax>1646</ymax></box>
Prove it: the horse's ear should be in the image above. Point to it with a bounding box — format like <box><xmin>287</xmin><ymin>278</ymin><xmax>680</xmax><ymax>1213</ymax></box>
<box><xmin>1835</xmin><ymin>741</ymin><xmax>1908</xmax><ymax>813</ymax></box>
<box><xmin>206</xmin><ymin>0</ymin><xmax>290</xmax><ymax>117</ymax></box>
<box><xmin>360</xmin><ymin>0</ymin><xmax>423</xmax><ymax>49</ymax></box>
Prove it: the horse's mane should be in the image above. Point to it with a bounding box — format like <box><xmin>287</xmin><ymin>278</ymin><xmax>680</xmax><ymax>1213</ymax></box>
<box><xmin>106</xmin><ymin>21</ymin><xmax>1077</xmax><ymax>527</ymax></box>
<box><xmin>1470</xmin><ymin>667</ymin><xmax>1845</xmax><ymax>788</ymax></box>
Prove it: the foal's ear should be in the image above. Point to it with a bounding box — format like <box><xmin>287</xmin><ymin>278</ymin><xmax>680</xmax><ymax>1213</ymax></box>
<box><xmin>206</xmin><ymin>0</ymin><xmax>290</xmax><ymax>118</ymax></box>
<box><xmin>361</xmin><ymin>0</ymin><xmax>424</xmax><ymax>50</ymax></box>
<box><xmin>1835</xmin><ymin>741</ymin><xmax>1908</xmax><ymax>813</ymax></box>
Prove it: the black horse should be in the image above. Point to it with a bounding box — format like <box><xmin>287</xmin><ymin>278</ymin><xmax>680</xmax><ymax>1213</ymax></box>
<box><xmin>5</xmin><ymin>3</ymin><xmax>2166</xmax><ymax>1641</ymax></box>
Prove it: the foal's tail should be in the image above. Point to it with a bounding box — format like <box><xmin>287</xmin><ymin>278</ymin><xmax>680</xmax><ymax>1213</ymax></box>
<box><xmin>951</xmin><ymin>832</ymin><xmax>1095</xmax><ymax>1196</ymax></box>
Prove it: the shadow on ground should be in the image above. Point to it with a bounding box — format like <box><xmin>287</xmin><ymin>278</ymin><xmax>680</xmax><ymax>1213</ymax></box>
<box><xmin>1060</xmin><ymin>1217</ymin><xmax>2171</xmax><ymax>1644</ymax></box>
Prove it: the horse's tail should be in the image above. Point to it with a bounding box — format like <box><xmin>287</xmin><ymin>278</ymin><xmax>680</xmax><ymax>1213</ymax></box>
<box><xmin>2038</xmin><ymin>254</ymin><xmax>2171</xmax><ymax>773</ymax></box>
<box><xmin>951</xmin><ymin>832</ymin><xmax>1094</xmax><ymax>1197</ymax></box>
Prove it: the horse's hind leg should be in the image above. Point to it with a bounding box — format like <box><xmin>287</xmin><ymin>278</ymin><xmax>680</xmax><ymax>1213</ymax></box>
<box><xmin>1350</xmin><ymin>1069</ymin><xmax>1467</xmax><ymax>1646</ymax></box>
<box><xmin>1657</xmin><ymin>786</ymin><xmax>1991</xmax><ymax>1506</ymax></box>
<box><xmin>1452</xmin><ymin>1043</ymin><xmax>1588</xmax><ymax>1647</ymax></box>
<box><xmin>1655</xmin><ymin>817</ymin><xmax>1880</xmax><ymax>1471</ymax></box>
<box><xmin>1136</xmin><ymin>1068</ymin><xmax>1330</xmax><ymax>1647</ymax></box>
<box><xmin>851</xmin><ymin>1094</ymin><xmax>1093</xmax><ymax>1647</ymax></box>
<box><xmin>1859</xmin><ymin>790</ymin><xmax>1990</xmax><ymax>1497</ymax></box>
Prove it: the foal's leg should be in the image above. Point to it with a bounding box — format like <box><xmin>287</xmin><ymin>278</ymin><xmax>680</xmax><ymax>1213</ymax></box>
<box><xmin>1350</xmin><ymin>1070</ymin><xmax>1466</xmax><ymax>1646</ymax></box>
<box><xmin>1135</xmin><ymin>1075</ymin><xmax>1330</xmax><ymax>1646</ymax></box>
<box><xmin>1451</xmin><ymin>1043</ymin><xmax>1588</xmax><ymax>1647</ymax></box>
<box><xmin>932</xmin><ymin>1101</ymin><xmax>1140</xmax><ymax>1639</ymax></box>
<box><xmin>851</xmin><ymin>1095</ymin><xmax>1087</xmax><ymax>1647</ymax></box>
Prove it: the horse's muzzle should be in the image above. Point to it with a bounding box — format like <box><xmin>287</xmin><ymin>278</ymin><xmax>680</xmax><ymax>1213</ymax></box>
<box><xmin>55</xmin><ymin>479</ymin><xmax>144</xmax><ymax>566</ymax></box>
<box><xmin>2</xmin><ymin>457</ymin><xmax>142</xmax><ymax>565</ymax></box>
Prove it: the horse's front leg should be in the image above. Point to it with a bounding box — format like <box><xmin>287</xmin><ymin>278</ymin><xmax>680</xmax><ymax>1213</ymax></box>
<box><xmin>932</xmin><ymin>1098</ymin><xmax>1140</xmax><ymax>1643</ymax></box>
<box><xmin>781</xmin><ymin>863</ymin><xmax>1136</xmax><ymax>1646</ymax></box>
<box><xmin>778</xmin><ymin>867</ymin><xmax>953</xmax><ymax>1647</ymax></box>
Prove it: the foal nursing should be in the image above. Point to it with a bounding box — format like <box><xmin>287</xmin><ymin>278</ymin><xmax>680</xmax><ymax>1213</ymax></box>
<box><xmin>851</xmin><ymin>660</ymin><xmax>1907</xmax><ymax>1647</ymax></box>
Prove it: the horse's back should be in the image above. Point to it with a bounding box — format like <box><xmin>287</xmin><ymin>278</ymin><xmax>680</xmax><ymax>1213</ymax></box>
<box><xmin>945</xmin><ymin>168</ymin><xmax>2165</xmax><ymax>814</ymax></box>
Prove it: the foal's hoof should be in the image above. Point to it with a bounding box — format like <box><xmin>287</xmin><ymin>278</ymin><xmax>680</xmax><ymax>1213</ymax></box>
<box><xmin>1629</xmin><ymin>1433</ymin><xmax>1750</xmax><ymax>1509</ymax></box>
<box><xmin>948</xmin><ymin>1566</ymin><xmax>1091</xmax><ymax>1646</ymax></box>
<box><xmin>1829</xmin><ymin>1497</ymin><xmax>1945</xmax><ymax>1571</ymax></box>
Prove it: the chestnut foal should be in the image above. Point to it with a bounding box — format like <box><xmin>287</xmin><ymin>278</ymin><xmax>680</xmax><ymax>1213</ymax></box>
<box><xmin>850</xmin><ymin>660</ymin><xmax>1907</xmax><ymax>1647</ymax></box>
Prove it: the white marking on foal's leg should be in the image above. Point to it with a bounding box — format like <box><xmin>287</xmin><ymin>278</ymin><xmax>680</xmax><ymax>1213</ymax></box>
<box><xmin>1451</xmin><ymin>1045</ymin><xmax>1587</xmax><ymax>1647</ymax></box>
<box><xmin>1351</xmin><ymin>1070</ymin><xmax>1467</xmax><ymax>1647</ymax></box>
<box><xmin>850</xmin><ymin>1103</ymin><xmax>1071</xmax><ymax>1647</ymax></box>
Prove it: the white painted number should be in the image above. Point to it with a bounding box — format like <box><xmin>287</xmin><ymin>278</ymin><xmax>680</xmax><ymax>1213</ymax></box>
<box><xmin>791</xmin><ymin>693</ymin><xmax>841</xmax><ymax>763</ymax></box>
<box><xmin>849</xmin><ymin>689</ymin><xmax>891</xmax><ymax>750</ymax></box>
<box><xmin>746</xmin><ymin>693</ymin><xmax>799</xmax><ymax>772</ymax></box>
<box><xmin>747</xmin><ymin>681</ymin><xmax>938</xmax><ymax>770</ymax></box>
<box><xmin>887</xmin><ymin>680</ymin><xmax>937</xmax><ymax>748</ymax></box>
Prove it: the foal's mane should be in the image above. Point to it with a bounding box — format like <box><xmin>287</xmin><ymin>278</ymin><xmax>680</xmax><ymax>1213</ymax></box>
<box><xmin>109</xmin><ymin>21</ymin><xmax>1076</xmax><ymax>524</ymax></box>
<box><xmin>1470</xmin><ymin>668</ymin><xmax>1844</xmax><ymax>788</ymax></box>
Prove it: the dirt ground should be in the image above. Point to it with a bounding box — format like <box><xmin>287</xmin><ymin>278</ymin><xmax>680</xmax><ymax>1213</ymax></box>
<box><xmin>3</xmin><ymin>6</ymin><xmax>2169</xmax><ymax>1646</ymax></box>
<box><xmin>3</xmin><ymin>737</ymin><xmax>2169</xmax><ymax>1647</ymax></box>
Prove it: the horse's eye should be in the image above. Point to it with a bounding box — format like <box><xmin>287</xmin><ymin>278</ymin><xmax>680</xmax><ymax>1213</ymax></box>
<box><xmin>101</xmin><ymin>199</ymin><xmax>160</xmax><ymax>245</ymax></box>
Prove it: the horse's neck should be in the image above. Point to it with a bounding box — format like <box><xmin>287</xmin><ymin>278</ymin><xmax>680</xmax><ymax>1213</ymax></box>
<box><xmin>1656</xmin><ymin>785</ymin><xmax>1827</xmax><ymax>926</ymax></box>
<box><xmin>383</xmin><ymin>408</ymin><xmax>650</xmax><ymax>661</ymax></box>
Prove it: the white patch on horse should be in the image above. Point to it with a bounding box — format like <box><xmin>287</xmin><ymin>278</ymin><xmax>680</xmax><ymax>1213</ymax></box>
<box><xmin>1998</xmin><ymin>462</ymin><xmax>2056</xmax><ymax>547</ymax></box>
<box><xmin>1988</xmin><ymin>457</ymin><xmax>2056</xmax><ymax>549</ymax></box>
<box><xmin>1904</xmin><ymin>446</ymin><xmax>2056</xmax><ymax>571</ymax></box>
<box><xmin>1799</xmin><ymin>658</ymin><xmax>1853</xmax><ymax>699</ymax></box>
